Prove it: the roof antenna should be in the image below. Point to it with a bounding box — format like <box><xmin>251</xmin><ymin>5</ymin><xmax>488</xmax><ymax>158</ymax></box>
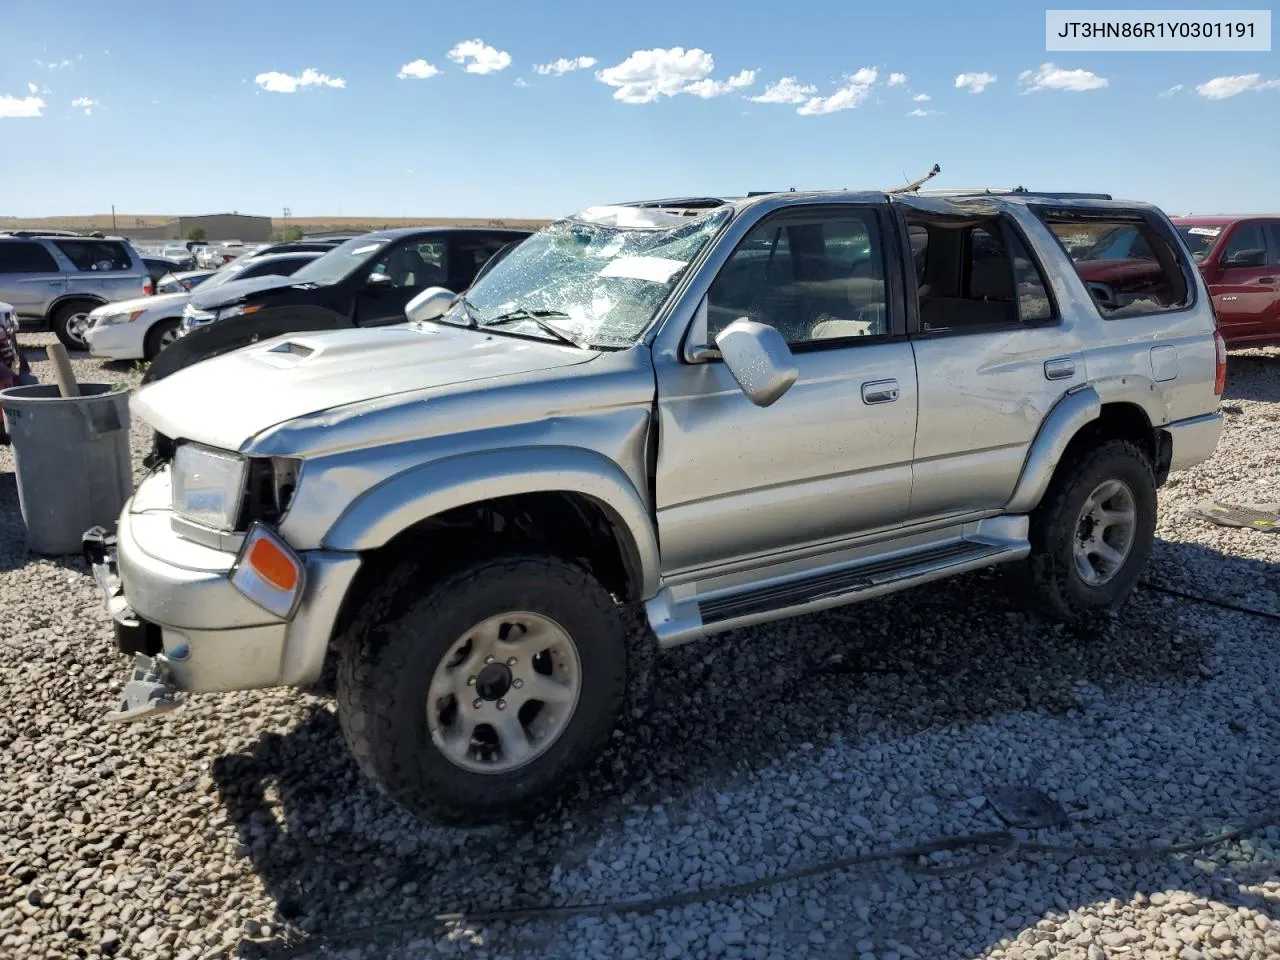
<box><xmin>889</xmin><ymin>163</ymin><xmax>941</xmax><ymax>195</ymax></box>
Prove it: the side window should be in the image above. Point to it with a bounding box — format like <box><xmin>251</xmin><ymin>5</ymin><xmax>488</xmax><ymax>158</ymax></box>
<box><xmin>0</xmin><ymin>242</ymin><xmax>60</xmax><ymax>274</ymax></box>
<box><xmin>1266</xmin><ymin>223</ymin><xmax>1280</xmax><ymax>265</ymax></box>
<box><xmin>371</xmin><ymin>241</ymin><xmax>448</xmax><ymax>288</ymax></box>
<box><xmin>53</xmin><ymin>240</ymin><xmax>133</xmax><ymax>272</ymax></box>
<box><xmin>1040</xmin><ymin>215</ymin><xmax>1190</xmax><ymax>318</ymax></box>
<box><xmin>907</xmin><ymin>224</ymin><xmax>929</xmax><ymax>289</ymax></box>
<box><xmin>706</xmin><ymin>210</ymin><xmax>888</xmax><ymax>345</ymax></box>
<box><xmin>1221</xmin><ymin>223</ymin><xmax>1267</xmax><ymax>267</ymax></box>
<box><xmin>1007</xmin><ymin>228</ymin><xmax>1054</xmax><ymax>324</ymax></box>
<box><xmin>453</xmin><ymin>237</ymin><xmax>513</xmax><ymax>285</ymax></box>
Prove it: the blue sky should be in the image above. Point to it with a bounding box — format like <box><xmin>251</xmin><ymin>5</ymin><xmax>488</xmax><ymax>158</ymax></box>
<box><xmin>0</xmin><ymin>0</ymin><xmax>1276</xmax><ymax>219</ymax></box>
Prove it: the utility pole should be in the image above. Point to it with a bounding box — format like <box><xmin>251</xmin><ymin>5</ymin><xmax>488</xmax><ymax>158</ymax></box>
<box><xmin>111</xmin><ymin>204</ymin><xmax>117</xmax><ymax>234</ymax></box>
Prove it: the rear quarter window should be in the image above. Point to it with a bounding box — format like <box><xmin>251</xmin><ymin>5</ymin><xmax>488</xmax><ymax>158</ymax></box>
<box><xmin>1037</xmin><ymin>212</ymin><xmax>1191</xmax><ymax>318</ymax></box>
<box><xmin>53</xmin><ymin>240</ymin><xmax>135</xmax><ymax>272</ymax></box>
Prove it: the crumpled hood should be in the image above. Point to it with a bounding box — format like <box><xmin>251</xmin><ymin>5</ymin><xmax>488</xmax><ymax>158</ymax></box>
<box><xmin>190</xmin><ymin>273</ymin><xmax>302</xmax><ymax>310</ymax></box>
<box><xmin>90</xmin><ymin>291</ymin><xmax>188</xmax><ymax>317</ymax></box>
<box><xmin>132</xmin><ymin>323</ymin><xmax>598</xmax><ymax>452</ymax></box>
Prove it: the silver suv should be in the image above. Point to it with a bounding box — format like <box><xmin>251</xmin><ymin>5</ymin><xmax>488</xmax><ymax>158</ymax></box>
<box><xmin>0</xmin><ymin>235</ymin><xmax>150</xmax><ymax>349</ymax></box>
<box><xmin>84</xmin><ymin>189</ymin><xmax>1226</xmax><ymax>824</ymax></box>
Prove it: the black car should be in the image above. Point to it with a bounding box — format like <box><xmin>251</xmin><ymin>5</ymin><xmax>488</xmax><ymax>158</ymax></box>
<box><xmin>143</xmin><ymin>226</ymin><xmax>531</xmax><ymax>382</ymax></box>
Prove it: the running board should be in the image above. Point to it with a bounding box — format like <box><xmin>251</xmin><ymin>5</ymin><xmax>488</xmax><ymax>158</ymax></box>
<box><xmin>646</xmin><ymin>532</ymin><xmax>1029</xmax><ymax>647</ymax></box>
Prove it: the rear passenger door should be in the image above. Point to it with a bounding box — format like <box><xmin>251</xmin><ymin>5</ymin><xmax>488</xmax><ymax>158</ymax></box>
<box><xmin>901</xmin><ymin>208</ymin><xmax>1084</xmax><ymax>521</ymax></box>
<box><xmin>654</xmin><ymin>203</ymin><xmax>919</xmax><ymax>574</ymax></box>
<box><xmin>0</xmin><ymin>241</ymin><xmax>64</xmax><ymax>316</ymax></box>
<box><xmin>1265</xmin><ymin>222</ymin><xmax>1280</xmax><ymax>340</ymax></box>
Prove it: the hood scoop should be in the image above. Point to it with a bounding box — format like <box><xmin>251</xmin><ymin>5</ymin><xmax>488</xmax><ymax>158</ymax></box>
<box><xmin>254</xmin><ymin>340</ymin><xmax>317</xmax><ymax>367</ymax></box>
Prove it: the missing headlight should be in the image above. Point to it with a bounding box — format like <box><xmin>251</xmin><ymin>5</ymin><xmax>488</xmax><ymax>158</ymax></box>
<box><xmin>238</xmin><ymin>457</ymin><xmax>301</xmax><ymax>530</ymax></box>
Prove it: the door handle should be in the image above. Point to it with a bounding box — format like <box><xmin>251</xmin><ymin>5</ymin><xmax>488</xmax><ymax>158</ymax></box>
<box><xmin>861</xmin><ymin>379</ymin><xmax>899</xmax><ymax>404</ymax></box>
<box><xmin>1044</xmin><ymin>358</ymin><xmax>1076</xmax><ymax>381</ymax></box>
<box><xmin>1259</xmin><ymin>277</ymin><xmax>1276</xmax><ymax>284</ymax></box>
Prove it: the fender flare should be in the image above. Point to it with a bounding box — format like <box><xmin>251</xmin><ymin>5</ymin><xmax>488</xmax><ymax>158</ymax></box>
<box><xmin>1004</xmin><ymin>385</ymin><xmax>1101</xmax><ymax>514</ymax></box>
<box><xmin>323</xmin><ymin>445</ymin><xmax>662</xmax><ymax>600</ymax></box>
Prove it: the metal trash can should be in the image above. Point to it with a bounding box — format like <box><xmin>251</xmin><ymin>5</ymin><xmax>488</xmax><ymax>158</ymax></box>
<box><xmin>0</xmin><ymin>383</ymin><xmax>133</xmax><ymax>556</ymax></box>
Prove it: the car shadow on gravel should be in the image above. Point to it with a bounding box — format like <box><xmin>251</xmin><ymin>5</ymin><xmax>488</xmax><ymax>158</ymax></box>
<box><xmin>1225</xmin><ymin>352</ymin><xmax>1280</xmax><ymax>404</ymax></box>
<box><xmin>211</xmin><ymin>536</ymin><xmax>1279</xmax><ymax>957</ymax></box>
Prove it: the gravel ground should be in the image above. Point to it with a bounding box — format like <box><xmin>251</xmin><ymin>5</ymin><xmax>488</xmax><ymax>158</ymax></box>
<box><xmin>1</xmin><ymin>333</ymin><xmax>1278</xmax><ymax>960</ymax></box>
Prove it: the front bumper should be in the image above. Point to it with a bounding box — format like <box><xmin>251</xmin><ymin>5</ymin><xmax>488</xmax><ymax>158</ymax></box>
<box><xmin>84</xmin><ymin>471</ymin><xmax>361</xmax><ymax>694</ymax></box>
<box><xmin>85</xmin><ymin>320</ymin><xmax>146</xmax><ymax>360</ymax></box>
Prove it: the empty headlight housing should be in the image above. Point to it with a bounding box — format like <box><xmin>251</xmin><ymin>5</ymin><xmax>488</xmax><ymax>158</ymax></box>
<box><xmin>172</xmin><ymin>443</ymin><xmax>248</xmax><ymax>530</ymax></box>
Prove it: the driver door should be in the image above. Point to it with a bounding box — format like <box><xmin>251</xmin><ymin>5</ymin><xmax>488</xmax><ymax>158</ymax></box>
<box><xmin>353</xmin><ymin>238</ymin><xmax>450</xmax><ymax>326</ymax></box>
<box><xmin>653</xmin><ymin>204</ymin><xmax>919</xmax><ymax>577</ymax></box>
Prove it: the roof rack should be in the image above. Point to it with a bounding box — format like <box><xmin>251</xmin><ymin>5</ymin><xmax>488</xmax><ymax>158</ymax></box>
<box><xmin>917</xmin><ymin>187</ymin><xmax>1113</xmax><ymax>200</ymax></box>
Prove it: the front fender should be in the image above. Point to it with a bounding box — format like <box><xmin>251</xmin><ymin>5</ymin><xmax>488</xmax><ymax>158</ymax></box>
<box><xmin>1004</xmin><ymin>385</ymin><xmax>1101</xmax><ymax>514</ymax></box>
<box><xmin>322</xmin><ymin>445</ymin><xmax>662</xmax><ymax>600</ymax></box>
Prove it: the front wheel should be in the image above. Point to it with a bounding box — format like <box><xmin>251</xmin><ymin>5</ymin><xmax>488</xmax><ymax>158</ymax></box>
<box><xmin>143</xmin><ymin>318</ymin><xmax>181</xmax><ymax>360</ymax></box>
<box><xmin>1020</xmin><ymin>439</ymin><xmax>1157</xmax><ymax>621</ymax></box>
<box><xmin>337</xmin><ymin>555</ymin><xmax>628</xmax><ymax>824</ymax></box>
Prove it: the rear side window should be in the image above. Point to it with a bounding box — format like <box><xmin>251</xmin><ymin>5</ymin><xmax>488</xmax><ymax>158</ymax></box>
<box><xmin>0</xmin><ymin>241</ymin><xmax>60</xmax><ymax>274</ymax></box>
<box><xmin>1267</xmin><ymin>223</ymin><xmax>1280</xmax><ymax>265</ymax></box>
<box><xmin>1039</xmin><ymin>214</ymin><xmax>1190</xmax><ymax>318</ymax></box>
<box><xmin>54</xmin><ymin>240</ymin><xmax>134</xmax><ymax>272</ymax></box>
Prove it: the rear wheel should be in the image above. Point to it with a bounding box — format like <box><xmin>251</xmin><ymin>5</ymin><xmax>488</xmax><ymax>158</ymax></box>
<box><xmin>1019</xmin><ymin>439</ymin><xmax>1156</xmax><ymax>621</ymax></box>
<box><xmin>50</xmin><ymin>300</ymin><xmax>98</xmax><ymax>351</ymax></box>
<box><xmin>337</xmin><ymin>554</ymin><xmax>628</xmax><ymax>824</ymax></box>
<box><xmin>143</xmin><ymin>318</ymin><xmax>181</xmax><ymax>360</ymax></box>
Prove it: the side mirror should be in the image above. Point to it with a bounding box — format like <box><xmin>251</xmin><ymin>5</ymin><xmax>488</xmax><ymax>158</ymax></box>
<box><xmin>714</xmin><ymin>318</ymin><xmax>798</xmax><ymax>407</ymax></box>
<box><xmin>1222</xmin><ymin>248</ymin><xmax>1266</xmax><ymax>268</ymax></box>
<box><xmin>366</xmin><ymin>271</ymin><xmax>394</xmax><ymax>291</ymax></box>
<box><xmin>405</xmin><ymin>286</ymin><xmax>457</xmax><ymax>324</ymax></box>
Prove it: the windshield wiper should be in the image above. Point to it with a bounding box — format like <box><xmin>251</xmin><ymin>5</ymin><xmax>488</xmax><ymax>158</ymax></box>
<box><xmin>479</xmin><ymin>308</ymin><xmax>590</xmax><ymax>349</ymax></box>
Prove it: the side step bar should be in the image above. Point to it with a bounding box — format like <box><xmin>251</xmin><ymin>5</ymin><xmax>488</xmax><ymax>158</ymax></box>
<box><xmin>647</xmin><ymin>534</ymin><xmax>1029</xmax><ymax>647</ymax></box>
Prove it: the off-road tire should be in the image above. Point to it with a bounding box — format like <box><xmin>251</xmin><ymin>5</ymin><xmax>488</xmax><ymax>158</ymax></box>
<box><xmin>1020</xmin><ymin>439</ymin><xmax>1157</xmax><ymax>621</ymax></box>
<box><xmin>143</xmin><ymin>318</ymin><xmax>181</xmax><ymax>360</ymax></box>
<box><xmin>50</xmin><ymin>300</ymin><xmax>98</xmax><ymax>351</ymax></box>
<box><xmin>336</xmin><ymin>554</ymin><xmax>628</xmax><ymax>825</ymax></box>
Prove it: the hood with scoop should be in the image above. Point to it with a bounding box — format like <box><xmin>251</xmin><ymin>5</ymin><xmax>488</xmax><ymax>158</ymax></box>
<box><xmin>132</xmin><ymin>322</ymin><xmax>598</xmax><ymax>452</ymax></box>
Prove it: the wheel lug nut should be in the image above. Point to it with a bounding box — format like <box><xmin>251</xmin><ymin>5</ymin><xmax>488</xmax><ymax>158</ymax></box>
<box><xmin>496</xmin><ymin>699</ymin><xmax>507</xmax><ymax>710</ymax></box>
<box><xmin>472</xmin><ymin>698</ymin><xmax>483</xmax><ymax>709</ymax></box>
<box><xmin>485</xmin><ymin>655</ymin><xmax>495</xmax><ymax>664</ymax></box>
<box><xmin>512</xmin><ymin>678</ymin><xmax>524</xmax><ymax>689</ymax></box>
<box><xmin>507</xmin><ymin>657</ymin><xmax>517</xmax><ymax>666</ymax></box>
<box><xmin>466</xmin><ymin>676</ymin><xmax>476</xmax><ymax>686</ymax></box>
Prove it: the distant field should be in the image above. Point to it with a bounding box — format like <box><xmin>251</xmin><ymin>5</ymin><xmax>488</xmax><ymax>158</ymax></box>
<box><xmin>0</xmin><ymin>214</ymin><xmax>552</xmax><ymax>233</ymax></box>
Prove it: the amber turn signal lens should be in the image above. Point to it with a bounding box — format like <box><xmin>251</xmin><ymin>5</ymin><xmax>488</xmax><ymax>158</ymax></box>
<box><xmin>248</xmin><ymin>537</ymin><xmax>299</xmax><ymax>592</ymax></box>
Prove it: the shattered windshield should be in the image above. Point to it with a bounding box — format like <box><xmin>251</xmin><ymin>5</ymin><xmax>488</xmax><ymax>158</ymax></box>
<box><xmin>442</xmin><ymin>205</ymin><xmax>732</xmax><ymax>348</ymax></box>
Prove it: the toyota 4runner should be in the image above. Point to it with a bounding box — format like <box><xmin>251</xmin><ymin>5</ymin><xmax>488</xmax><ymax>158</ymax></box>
<box><xmin>84</xmin><ymin>189</ymin><xmax>1226</xmax><ymax>824</ymax></box>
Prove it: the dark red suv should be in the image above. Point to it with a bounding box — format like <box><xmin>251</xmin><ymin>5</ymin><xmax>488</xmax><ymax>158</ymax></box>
<box><xmin>1173</xmin><ymin>216</ymin><xmax>1280</xmax><ymax>348</ymax></box>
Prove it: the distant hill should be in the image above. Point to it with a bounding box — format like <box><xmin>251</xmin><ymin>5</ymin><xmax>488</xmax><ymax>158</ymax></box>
<box><xmin>0</xmin><ymin>214</ymin><xmax>552</xmax><ymax>234</ymax></box>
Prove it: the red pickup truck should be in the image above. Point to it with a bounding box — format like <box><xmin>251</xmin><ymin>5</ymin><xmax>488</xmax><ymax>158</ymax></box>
<box><xmin>1066</xmin><ymin>215</ymin><xmax>1280</xmax><ymax>348</ymax></box>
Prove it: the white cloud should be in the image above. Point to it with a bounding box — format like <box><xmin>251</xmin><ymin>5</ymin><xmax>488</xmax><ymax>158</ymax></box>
<box><xmin>750</xmin><ymin>76</ymin><xmax>817</xmax><ymax>104</ymax></box>
<box><xmin>955</xmin><ymin>71</ymin><xmax>996</xmax><ymax>93</ymax></box>
<box><xmin>683</xmin><ymin>68</ymin><xmax>757</xmax><ymax>99</ymax></box>
<box><xmin>254</xmin><ymin>68</ymin><xmax>346</xmax><ymax>93</ymax></box>
<box><xmin>448</xmin><ymin>39</ymin><xmax>512</xmax><ymax>75</ymax></box>
<box><xmin>47</xmin><ymin>59</ymin><xmax>72</xmax><ymax>71</ymax></box>
<box><xmin>797</xmin><ymin>67</ymin><xmax>878</xmax><ymax>116</ymax></box>
<box><xmin>1159</xmin><ymin>84</ymin><xmax>1183</xmax><ymax>97</ymax></box>
<box><xmin>0</xmin><ymin>95</ymin><xmax>45</xmax><ymax>118</ymax></box>
<box><xmin>27</xmin><ymin>82</ymin><xmax>37</xmax><ymax>94</ymax></box>
<box><xmin>1019</xmin><ymin>62</ymin><xmax>1108</xmax><ymax>93</ymax></box>
<box><xmin>535</xmin><ymin>56</ymin><xmax>597</xmax><ymax>76</ymax></box>
<box><xmin>397</xmin><ymin>59</ymin><xmax>440</xmax><ymax>80</ymax></box>
<box><xmin>596</xmin><ymin>46</ymin><xmax>714</xmax><ymax>103</ymax></box>
<box><xmin>71</xmin><ymin>96</ymin><xmax>97</xmax><ymax>115</ymax></box>
<box><xmin>907</xmin><ymin>108</ymin><xmax>939</xmax><ymax>117</ymax></box>
<box><xmin>514</xmin><ymin>77</ymin><xmax>529</xmax><ymax>88</ymax></box>
<box><xmin>1195</xmin><ymin>73</ymin><xmax>1280</xmax><ymax>100</ymax></box>
<box><xmin>913</xmin><ymin>93</ymin><xmax>931</xmax><ymax>101</ymax></box>
<box><xmin>888</xmin><ymin>72</ymin><xmax>908</xmax><ymax>86</ymax></box>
